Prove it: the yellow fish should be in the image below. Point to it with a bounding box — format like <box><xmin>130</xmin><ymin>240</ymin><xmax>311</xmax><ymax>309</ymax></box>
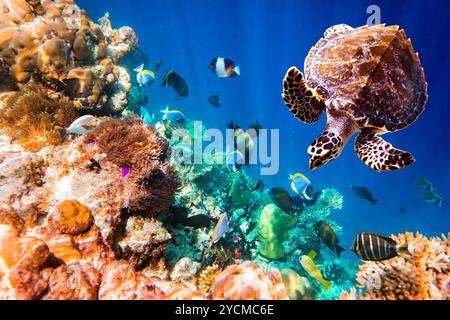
<box><xmin>300</xmin><ymin>250</ymin><xmax>332</xmax><ymax>294</ymax></box>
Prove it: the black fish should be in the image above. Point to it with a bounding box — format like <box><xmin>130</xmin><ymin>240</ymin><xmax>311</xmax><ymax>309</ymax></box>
<box><xmin>208</xmin><ymin>57</ymin><xmax>240</xmax><ymax>78</ymax></box>
<box><xmin>351</xmin><ymin>185</ymin><xmax>378</xmax><ymax>206</ymax></box>
<box><xmin>64</xmin><ymin>78</ymin><xmax>91</xmax><ymax>99</ymax></box>
<box><xmin>351</xmin><ymin>232</ymin><xmax>409</xmax><ymax>261</ymax></box>
<box><xmin>162</xmin><ymin>69</ymin><xmax>189</xmax><ymax>98</ymax></box>
<box><xmin>207</xmin><ymin>94</ymin><xmax>221</xmax><ymax>107</ymax></box>
<box><xmin>269</xmin><ymin>187</ymin><xmax>292</xmax><ymax>213</ymax></box>
<box><xmin>398</xmin><ymin>206</ymin><xmax>407</xmax><ymax>215</ymax></box>
<box><xmin>181</xmin><ymin>214</ymin><xmax>211</xmax><ymax>229</ymax></box>
<box><xmin>315</xmin><ymin>221</ymin><xmax>345</xmax><ymax>258</ymax></box>
<box><xmin>154</xmin><ymin>60</ymin><xmax>163</xmax><ymax>71</ymax></box>
<box><xmin>251</xmin><ymin>179</ymin><xmax>265</xmax><ymax>192</ymax></box>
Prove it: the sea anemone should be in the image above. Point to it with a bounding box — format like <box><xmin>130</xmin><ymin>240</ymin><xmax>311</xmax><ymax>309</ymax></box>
<box><xmin>0</xmin><ymin>83</ymin><xmax>78</xmax><ymax>152</ymax></box>
<box><xmin>83</xmin><ymin>116</ymin><xmax>179</xmax><ymax>214</ymax></box>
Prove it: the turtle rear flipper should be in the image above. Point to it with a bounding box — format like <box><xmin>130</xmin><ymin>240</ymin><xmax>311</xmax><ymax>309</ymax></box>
<box><xmin>355</xmin><ymin>129</ymin><xmax>415</xmax><ymax>171</ymax></box>
<box><xmin>282</xmin><ymin>67</ymin><xmax>325</xmax><ymax>124</ymax></box>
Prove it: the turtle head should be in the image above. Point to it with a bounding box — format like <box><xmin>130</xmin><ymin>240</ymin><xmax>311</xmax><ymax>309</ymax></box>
<box><xmin>308</xmin><ymin>129</ymin><xmax>344</xmax><ymax>170</ymax></box>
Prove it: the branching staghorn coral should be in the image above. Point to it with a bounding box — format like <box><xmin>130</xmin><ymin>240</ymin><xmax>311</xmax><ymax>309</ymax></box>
<box><xmin>0</xmin><ymin>83</ymin><xmax>78</xmax><ymax>152</ymax></box>
<box><xmin>340</xmin><ymin>232</ymin><xmax>450</xmax><ymax>300</ymax></box>
<box><xmin>83</xmin><ymin>116</ymin><xmax>179</xmax><ymax>214</ymax></box>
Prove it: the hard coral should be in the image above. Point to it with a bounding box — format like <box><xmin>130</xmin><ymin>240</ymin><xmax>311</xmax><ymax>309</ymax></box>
<box><xmin>211</xmin><ymin>261</ymin><xmax>289</xmax><ymax>300</ymax></box>
<box><xmin>0</xmin><ymin>0</ymin><xmax>137</xmax><ymax>113</ymax></box>
<box><xmin>0</xmin><ymin>83</ymin><xmax>78</xmax><ymax>152</ymax></box>
<box><xmin>340</xmin><ymin>232</ymin><xmax>450</xmax><ymax>300</ymax></box>
<box><xmin>84</xmin><ymin>116</ymin><xmax>179</xmax><ymax>214</ymax></box>
<box><xmin>49</xmin><ymin>199</ymin><xmax>93</xmax><ymax>235</ymax></box>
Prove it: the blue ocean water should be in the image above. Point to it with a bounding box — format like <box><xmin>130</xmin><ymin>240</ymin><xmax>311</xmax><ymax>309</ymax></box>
<box><xmin>78</xmin><ymin>0</ymin><xmax>450</xmax><ymax>247</ymax></box>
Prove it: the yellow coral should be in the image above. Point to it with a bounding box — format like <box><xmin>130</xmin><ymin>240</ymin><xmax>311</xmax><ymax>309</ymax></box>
<box><xmin>340</xmin><ymin>232</ymin><xmax>450</xmax><ymax>300</ymax></box>
<box><xmin>197</xmin><ymin>264</ymin><xmax>221</xmax><ymax>295</ymax></box>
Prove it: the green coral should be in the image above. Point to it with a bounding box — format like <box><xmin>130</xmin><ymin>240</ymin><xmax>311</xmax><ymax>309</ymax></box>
<box><xmin>257</xmin><ymin>204</ymin><xmax>297</xmax><ymax>260</ymax></box>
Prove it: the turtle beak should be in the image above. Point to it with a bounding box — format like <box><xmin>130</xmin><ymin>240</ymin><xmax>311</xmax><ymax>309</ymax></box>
<box><xmin>309</xmin><ymin>158</ymin><xmax>323</xmax><ymax>171</ymax></box>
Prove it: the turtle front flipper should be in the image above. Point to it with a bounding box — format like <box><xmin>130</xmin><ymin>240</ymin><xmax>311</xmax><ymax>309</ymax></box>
<box><xmin>282</xmin><ymin>67</ymin><xmax>325</xmax><ymax>124</ymax></box>
<box><xmin>355</xmin><ymin>130</ymin><xmax>415</xmax><ymax>171</ymax></box>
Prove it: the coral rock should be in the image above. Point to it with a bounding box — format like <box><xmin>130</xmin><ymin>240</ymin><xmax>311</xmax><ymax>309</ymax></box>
<box><xmin>46</xmin><ymin>234</ymin><xmax>82</xmax><ymax>265</ymax></box>
<box><xmin>49</xmin><ymin>200</ymin><xmax>93</xmax><ymax>235</ymax></box>
<box><xmin>212</xmin><ymin>261</ymin><xmax>288</xmax><ymax>300</ymax></box>
<box><xmin>43</xmin><ymin>261</ymin><xmax>100</xmax><ymax>300</ymax></box>
<box><xmin>170</xmin><ymin>257</ymin><xmax>201</xmax><ymax>281</ymax></box>
<box><xmin>0</xmin><ymin>224</ymin><xmax>49</xmax><ymax>299</ymax></box>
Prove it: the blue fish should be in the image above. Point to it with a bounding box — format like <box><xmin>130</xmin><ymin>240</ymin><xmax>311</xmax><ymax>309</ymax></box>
<box><xmin>226</xmin><ymin>149</ymin><xmax>244</xmax><ymax>172</ymax></box>
<box><xmin>290</xmin><ymin>173</ymin><xmax>313</xmax><ymax>201</ymax></box>
<box><xmin>160</xmin><ymin>106</ymin><xmax>185</xmax><ymax>123</ymax></box>
<box><xmin>134</xmin><ymin>64</ymin><xmax>155</xmax><ymax>87</ymax></box>
<box><xmin>212</xmin><ymin>212</ymin><xmax>229</xmax><ymax>243</ymax></box>
<box><xmin>140</xmin><ymin>106</ymin><xmax>155</xmax><ymax>125</ymax></box>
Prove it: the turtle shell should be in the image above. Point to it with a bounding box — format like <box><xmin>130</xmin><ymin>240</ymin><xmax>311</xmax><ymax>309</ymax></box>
<box><xmin>305</xmin><ymin>24</ymin><xmax>427</xmax><ymax>132</ymax></box>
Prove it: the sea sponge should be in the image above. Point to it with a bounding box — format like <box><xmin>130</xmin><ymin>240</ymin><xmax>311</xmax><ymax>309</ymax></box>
<box><xmin>0</xmin><ymin>83</ymin><xmax>79</xmax><ymax>152</ymax></box>
<box><xmin>340</xmin><ymin>232</ymin><xmax>450</xmax><ymax>300</ymax></box>
<box><xmin>211</xmin><ymin>261</ymin><xmax>288</xmax><ymax>300</ymax></box>
<box><xmin>281</xmin><ymin>268</ymin><xmax>317</xmax><ymax>300</ymax></box>
<box><xmin>49</xmin><ymin>200</ymin><xmax>93</xmax><ymax>235</ymax></box>
<box><xmin>83</xmin><ymin>117</ymin><xmax>179</xmax><ymax>214</ymax></box>
<box><xmin>257</xmin><ymin>204</ymin><xmax>297</xmax><ymax>259</ymax></box>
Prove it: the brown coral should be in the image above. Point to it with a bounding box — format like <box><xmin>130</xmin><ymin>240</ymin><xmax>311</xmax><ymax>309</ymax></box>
<box><xmin>0</xmin><ymin>83</ymin><xmax>78</xmax><ymax>152</ymax></box>
<box><xmin>83</xmin><ymin>116</ymin><xmax>179</xmax><ymax>214</ymax></box>
<box><xmin>49</xmin><ymin>200</ymin><xmax>93</xmax><ymax>235</ymax></box>
<box><xmin>0</xmin><ymin>0</ymin><xmax>137</xmax><ymax>113</ymax></box>
<box><xmin>340</xmin><ymin>232</ymin><xmax>450</xmax><ymax>300</ymax></box>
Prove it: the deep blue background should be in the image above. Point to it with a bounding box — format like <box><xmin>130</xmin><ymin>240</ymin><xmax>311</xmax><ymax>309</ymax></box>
<box><xmin>77</xmin><ymin>0</ymin><xmax>450</xmax><ymax>246</ymax></box>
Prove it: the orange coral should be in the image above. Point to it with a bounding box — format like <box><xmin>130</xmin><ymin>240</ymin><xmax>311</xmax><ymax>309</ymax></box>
<box><xmin>211</xmin><ymin>261</ymin><xmax>289</xmax><ymax>300</ymax></box>
<box><xmin>49</xmin><ymin>200</ymin><xmax>93</xmax><ymax>235</ymax></box>
<box><xmin>340</xmin><ymin>232</ymin><xmax>450</xmax><ymax>300</ymax></box>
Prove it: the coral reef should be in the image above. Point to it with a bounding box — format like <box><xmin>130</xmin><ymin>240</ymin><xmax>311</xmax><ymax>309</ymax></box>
<box><xmin>0</xmin><ymin>83</ymin><xmax>78</xmax><ymax>152</ymax></box>
<box><xmin>0</xmin><ymin>0</ymin><xmax>137</xmax><ymax>114</ymax></box>
<box><xmin>340</xmin><ymin>232</ymin><xmax>450</xmax><ymax>300</ymax></box>
<box><xmin>211</xmin><ymin>261</ymin><xmax>288</xmax><ymax>300</ymax></box>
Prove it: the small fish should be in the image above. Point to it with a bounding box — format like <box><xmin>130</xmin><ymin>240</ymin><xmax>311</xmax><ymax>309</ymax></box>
<box><xmin>290</xmin><ymin>173</ymin><xmax>314</xmax><ymax>201</ymax></box>
<box><xmin>351</xmin><ymin>232</ymin><xmax>410</xmax><ymax>261</ymax></box>
<box><xmin>268</xmin><ymin>187</ymin><xmax>293</xmax><ymax>213</ymax></box>
<box><xmin>121</xmin><ymin>166</ymin><xmax>130</xmax><ymax>178</ymax></box>
<box><xmin>234</xmin><ymin>248</ymin><xmax>241</xmax><ymax>258</ymax></box>
<box><xmin>315</xmin><ymin>221</ymin><xmax>345</xmax><ymax>258</ymax></box>
<box><xmin>251</xmin><ymin>179</ymin><xmax>265</xmax><ymax>192</ymax></box>
<box><xmin>416</xmin><ymin>178</ymin><xmax>433</xmax><ymax>192</ymax></box>
<box><xmin>209</xmin><ymin>57</ymin><xmax>240</xmax><ymax>78</ymax></box>
<box><xmin>140</xmin><ymin>106</ymin><xmax>156</xmax><ymax>125</ymax></box>
<box><xmin>398</xmin><ymin>206</ymin><xmax>407</xmax><ymax>215</ymax></box>
<box><xmin>160</xmin><ymin>106</ymin><xmax>185</xmax><ymax>123</ymax></box>
<box><xmin>65</xmin><ymin>115</ymin><xmax>100</xmax><ymax>135</ymax></box>
<box><xmin>226</xmin><ymin>150</ymin><xmax>244</xmax><ymax>173</ymax></box>
<box><xmin>300</xmin><ymin>250</ymin><xmax>332</xmax><ymax>294</ymax></box>
<box><xmin>181</xmin><ymin>214</ymin><xmax>211</xmax><ymax>229</ymax></box>
<box><xmin>162</xmin><ymin>69</ymin><xmax>189</xmax><ymax>98</ymax></box>
<box><xmin>154</xmin><ymin>60</ymin><xmax>163</xmax><ymax>71</ymax></box>
<box><xmin>351</xmin><ymin>185</ymin><xmax>378</xmax><ymax>206</ymax></box>
<box><xmin>423</xmin><ymin>191</ymin><xmax>443</xmax><ymax>207</ymax></box>
<box><xmin>134</xmin><ymin>64</ymin><xmax>155</xmax><ymax>87</ymax></box>
<box><xmin>64</xmin><ymin>78</ymin><xmax>92</xmax><ymax>99</ymax></box>
<box><xmin>212</xmin><ymin>212</ymin><xmax>229</xmax><ymax>243</ymax></box>
<box><xmin>207</xmin><ymin>94</ymin><xmax>221</xmax><ymax>108</ymax></box>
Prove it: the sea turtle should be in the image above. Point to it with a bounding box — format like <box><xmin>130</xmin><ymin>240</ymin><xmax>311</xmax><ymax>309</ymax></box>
<box><xmin>282</xmin><ymin>24</ymin><xmax>427</xmax><ymax>171</ymax></box>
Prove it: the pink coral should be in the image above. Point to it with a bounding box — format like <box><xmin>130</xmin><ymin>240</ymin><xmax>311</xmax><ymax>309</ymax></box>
<box><xmin>211</xmin><ymin>261</ymin><xmax>289</xmax><ymax>300</ymax></box>
<box><xmin>340</xmin><ymin>232</ymin><xmax>450</xmax><ymax>300</ymax></box>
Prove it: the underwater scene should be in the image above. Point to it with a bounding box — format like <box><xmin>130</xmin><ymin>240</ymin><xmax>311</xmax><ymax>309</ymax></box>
<box><xmin>0</xmin><ymin>0</ymin><xmax>448</xmax><ymax>301</ymax></box>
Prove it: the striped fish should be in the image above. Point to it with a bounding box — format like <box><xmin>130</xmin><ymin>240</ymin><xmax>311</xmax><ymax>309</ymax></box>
<box><xmin>351</xmin><ymin>233</ymin><xmax>409</xmax><ymax>261</ymax></box>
